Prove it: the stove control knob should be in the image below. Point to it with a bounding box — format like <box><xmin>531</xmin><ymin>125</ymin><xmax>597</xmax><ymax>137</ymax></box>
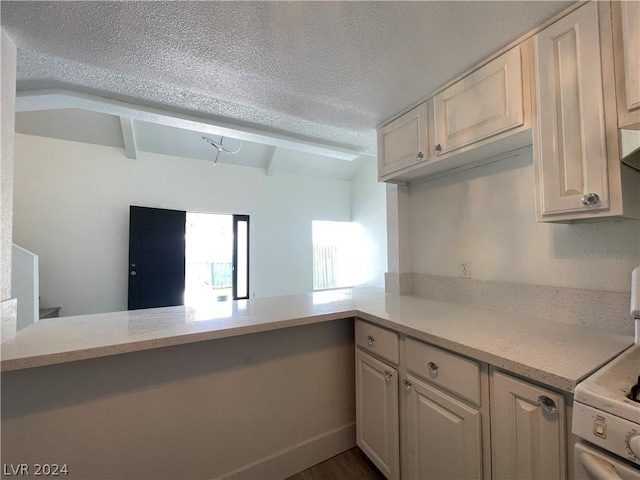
<box><xmin>628</xmin><ymin>434</ymin><xmax>640</xmax><ymax>458</ymax></box>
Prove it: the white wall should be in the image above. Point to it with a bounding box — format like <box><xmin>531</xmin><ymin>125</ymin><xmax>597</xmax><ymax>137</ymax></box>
<box><xmin>351</xmin><ymin>157</ymin><xmax>387</xmax><ymax>288</ymax></box>
<box><xmin>409</xmin><ymin>149</ymin><xmax>640</xmax><ymax>293</ymax></box>
<box><xmin>249</xmin><ymin>170</ymin><xmax>355</xmax><ymax>298</ymax></box>
<box><xmin>13</xmin><ymin>134</ymin><xmax>353</xmax><ymax>316</ymax></box>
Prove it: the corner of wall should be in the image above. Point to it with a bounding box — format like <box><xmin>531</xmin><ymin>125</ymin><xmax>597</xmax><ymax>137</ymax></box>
<box><xmin>1</xmin><ymin>29</ymin><xmax>17</xmax><ymax>303</ymax></box>
<box><xmin>384</xmin><ymin>272</ymin><xmax>412</xmax><ymax>295</ymax></box>
<box><xmin>385</xmin><ymin>183</ymin><xmax>411</xmax><ymax>275</ymax></box>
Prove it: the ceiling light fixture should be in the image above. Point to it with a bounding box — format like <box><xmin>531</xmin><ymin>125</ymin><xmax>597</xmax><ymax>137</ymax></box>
<box><xmin>202</xmin><ymin>136</ymin><xmax>242</xmax><ymax>165</ymax></box>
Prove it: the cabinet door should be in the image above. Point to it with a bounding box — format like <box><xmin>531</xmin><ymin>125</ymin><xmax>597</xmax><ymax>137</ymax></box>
<box><xmin>355</xmin><ymin>349</ymin><xmax>400</xmax><ymax>479</ymax></box>
<box><xmin>612</xmin><ymin>0</ymin><xmax>640</xmax><ymax>128</ymax></box>
<box><xmin>404</xmin><ymin>375</ymin><xmax>482</xmax><ymax>480</ymax></box>
<box><xmin>433</xmin><ymin>46</ymin><xmax>524</xmax><ymax>156</ymax></box>
<box><xmin>378</xmin><ymin>102</ymin><xmax>429</xmax><ymax>179</ymax></box>
<box><xmin>491</xmin><ymin>370</ymin><xmax>567</xmax><ymax>480</ymax></box>
<box><xmin>534</xmin><ymin>2</ymin><xmax>610</xmax><ymax>217</ymax></box>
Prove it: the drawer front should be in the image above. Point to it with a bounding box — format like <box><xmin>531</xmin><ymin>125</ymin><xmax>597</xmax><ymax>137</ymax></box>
<box><xmin>355</xmin><ymin>320</ymin><xmax>399</xmax><ymax>366</ymax></box>
<box><xmin>406</xmin><ymin>338</ymin><xmax>480</xmax><ymax>405</ymax></box>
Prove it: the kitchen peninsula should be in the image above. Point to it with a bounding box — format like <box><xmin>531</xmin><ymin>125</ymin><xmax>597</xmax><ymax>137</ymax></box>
<box><xmin>1</xmin><ymin>288</ymin><xmax>633</xmax><ymax>479</ymax></box>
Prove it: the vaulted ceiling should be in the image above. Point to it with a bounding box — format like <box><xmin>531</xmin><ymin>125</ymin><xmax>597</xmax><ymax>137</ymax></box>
<box><xmin>2</xmin><ymin>1</ymin><xmax>572</xmax><ymax>160</ymax></box>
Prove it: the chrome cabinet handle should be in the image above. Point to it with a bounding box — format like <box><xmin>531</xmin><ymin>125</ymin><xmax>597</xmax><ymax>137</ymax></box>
<box><xmin>130</xmin><ymin>271</ymin><xmax>137</xmax><ymax>276</ymax></box>
<box><xmin>403</xmin><ymin>379</ymin><xmax>412</xmax><ymax>391</ymax></box>
<box><xmin>367</xmin><ymin>335</ymin><xmax>375</xmax><ymax>347</ymax></box>
<box><xmin>538</xmin><ymin>396</ymin><xmax>557</xmax><ymax>414</ymax></box>
<box><xmin>434</xmin><ymin>144</ymin><xmax>442</xmax><ymax>154</ymax></box>
<box><xmin>416</xmin><ymin>151</ymin><xmax>424</xmax><ymax>160</ymax></box>
<box><xmin>384</xmin><ymin>370</ymin><xmax>393</xmax><ymax>381</ymax></box>
<box><xmin>428</xmin><ymin>361</ymin><xmax>439</xmax><ymax>376</ymax></box>
<box><xmin>581</xmin><ymin>193</ymin><xmax>600</xmax><ymax>206</ymax></box>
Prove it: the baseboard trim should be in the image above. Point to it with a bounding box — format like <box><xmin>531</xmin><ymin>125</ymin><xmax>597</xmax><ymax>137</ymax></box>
<box><xmin>217</xmin><ymin>423</ymin><xmax>356</xmax><ymax>480</ymax></box>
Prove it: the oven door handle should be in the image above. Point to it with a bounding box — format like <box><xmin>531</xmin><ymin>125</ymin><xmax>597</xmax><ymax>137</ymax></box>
<box><xmin>578</xmin><ymin>451</ymin><xmax>625</xmax><ymax>480</ymax></box>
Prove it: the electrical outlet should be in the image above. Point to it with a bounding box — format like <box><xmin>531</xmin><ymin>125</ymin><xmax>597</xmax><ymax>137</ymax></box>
<box><xmin>459</xmin><ymin>261</ymin><xmax>470</xmax><ymax>278</ymax></box>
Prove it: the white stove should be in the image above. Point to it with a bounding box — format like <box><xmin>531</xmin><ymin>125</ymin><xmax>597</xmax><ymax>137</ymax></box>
<box><xmin>572</xmin><ymin>266</ymin><xmax>640</xmax><ymax>479</ymax></box>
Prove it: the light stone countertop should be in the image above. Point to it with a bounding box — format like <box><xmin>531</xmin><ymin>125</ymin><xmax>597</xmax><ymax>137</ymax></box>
<box><xmin>1</xmin><ymin>287</ymin><xmax>633</xmax><ymax>392</ymax></box>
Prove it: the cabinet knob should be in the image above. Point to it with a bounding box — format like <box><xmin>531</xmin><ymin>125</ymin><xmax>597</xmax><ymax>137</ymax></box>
<box><xmin>384</xmin><ymin>370</ymin><xmax>393</xmax><ymax>381</ymax></box>
<box><xmin>367</xmin><ymin>335</ymin><xmax>375</xmax><ymax>347</ymax></box>
<box><xmin>428</xmin><ymin>361</ymin><xmax>439</xmax><ymax>376</ymax></box>
<box><xmin>130</xmin><ymin>271</ymin><xmax>137</xmax><ymax>276</ymax></box>
<box><xmin>416</xmin><ymin>151</ymin><xmax>424</xmax><ymax>160</ymax></box>
<box><xmin>434</xmin><ymin>144</ymin><xmax>442</xmax><ymax>154</ymax></box>
<box><xmin>581</xmin><ymin>193</ymin><xmax>600</xmax><ymax>206</ymax></box>
<box><xmin>403</xmin><ymin>379</ymin><xmax>412</xmax><ymax>391</ymax></box>
<box><xmin>538</xmin><ymin>396</ymin><xmax>557</xmax><ymax>414</ymax></box>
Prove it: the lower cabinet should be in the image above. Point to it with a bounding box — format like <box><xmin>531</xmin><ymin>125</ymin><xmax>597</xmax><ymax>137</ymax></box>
<box><xmin>490</xmin><ymin>369</ymin><xmax>567</xmax><ymax>480</ymax></box>
<box><xmin>355</xmin><ymin>348</ymin><xmax>400</xmax><ymax>479</ymax></box>
<box><xmin>404</xmin><ymin>375</ymin><xmax>483</xmax><ymax>480</ymax></box>
<box><xmin>354</xmin><ymin>320</ymin><xmax>569</xmax><ymax>480</ymax></box>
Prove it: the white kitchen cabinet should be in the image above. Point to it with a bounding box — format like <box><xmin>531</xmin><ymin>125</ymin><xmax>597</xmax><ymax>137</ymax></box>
<box><xmin>378</xmin><ymin>42</ymin><xmax>533</xmax><ymax>184</ymax></box>
<box><xmin>490</xmin><ymin>370</ymin><xmax>567</xmax><ymax>480</ymax></box>
<box><xmin>355</xmin><ymin>319</ymin><xmax>576</xmax><ymax>480</ymax></box>
<box><xmin>612</xmin><ymin>0</ymin><xmax>640</xmax><ymax>129</ymax></box>
<box><xmin>403</xmin><ymin>374</ymin><xmax>482</xmax><ymax>480</ymax></box>
<box><xmin>433</xmin><ymin>45</ymin><xmax>526</xmax><ymax>157</ymax></box>
<box><xmin>403</xmin><ymin>338</ymin><xmax>489</xmax><ymax>479</ymax></box>
<box><xmin>377</xmin><ymin>102</ymin><xmax>429</xmax><ymax>181</ymax></box>
<box><xmin>533</xmin><ymin>1</ymin><xmax>640</xmax><ymax>222</ymax></box>
<box><xmin>355</xmin><ymin>348</ymin><xmax>400</xmax><ymax>479</ymax></box>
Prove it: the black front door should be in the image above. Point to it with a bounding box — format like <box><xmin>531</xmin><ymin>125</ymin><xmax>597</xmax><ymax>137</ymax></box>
<box><xmin>128</xmin><ymin>206</ymin><xmax>186</xmax><ymax>310</ymax></box>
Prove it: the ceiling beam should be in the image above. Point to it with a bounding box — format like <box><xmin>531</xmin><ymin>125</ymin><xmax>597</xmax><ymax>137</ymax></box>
<box><xmin>265</xmin><ymin>146</ymin><xmax>278</xmax><ymax>176</ymax></box>
<box><xmin>119</xmin><ymin>116</ymin><xmax>137</xmax><ymax>159</ymax></box>
<box><xmin>16</xmin><ymin>89</ymin><xmax>366</xmax><ymax>161</ymax></box>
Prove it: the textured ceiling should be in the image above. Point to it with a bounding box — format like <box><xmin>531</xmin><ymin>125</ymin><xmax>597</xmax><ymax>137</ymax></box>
<box><xmin>1</xmin><ymin>1</ymin><xmax>572</xmax><ymax>154</ymax></box>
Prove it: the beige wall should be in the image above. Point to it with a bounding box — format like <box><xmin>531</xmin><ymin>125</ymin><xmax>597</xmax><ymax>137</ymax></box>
<box><xmin>408</xmin><ymin>149</ymin><xmax>640</xmax><ymax>293</ymax></box>
<box><xmin>1</xmin><ymin>30</ymin><xmax>16</xmax><ymax>302</ymax></box>
<box><xmin>1</xmin><ymin>320</ymin><xmax>356</xmax><ymax>479</ymax></box>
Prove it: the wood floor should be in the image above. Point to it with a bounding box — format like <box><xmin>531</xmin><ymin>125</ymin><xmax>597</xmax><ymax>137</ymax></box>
<box><xmin>285</xmin><ymin>447</ymin><xmax>386</xmax><ymax>480</ymax></box>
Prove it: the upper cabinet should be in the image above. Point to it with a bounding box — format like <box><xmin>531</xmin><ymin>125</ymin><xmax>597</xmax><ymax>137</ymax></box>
<box><xmin>533</xmin><ymin>2</ymin><xmax>610</xmax><ymax>217</ymax></box>
<box><xmin>432</xmin><ymin>46</ymin><xmax>525</xmax><ymax>156</ymax></box>
<box><xmin>612</xmin><ymin>0</ymin><xmax>640</xmax><ymax>129</ymax></box>
<box><xmin>533</xmin><ymin>1</ymin><xmax>639</xmax><ymax>222</ymax></box>
<box><xmin>378</xmin><ymin>0</ymin><xmax>639</xmax><ymax>223</ymax></box>
<box><xmin>378</xmin><ymin>43</ymin><xmax>533</xmax><ymax>184</ymax></box>
<box><xmin>378</xmin><ymin>102</ymin><xmax>429</xmax><ymax>180</ymax></box>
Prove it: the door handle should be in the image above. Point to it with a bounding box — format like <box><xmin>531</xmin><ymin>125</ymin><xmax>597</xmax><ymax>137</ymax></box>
<box><xmin>538</xmin><ymin>396</ymin><xmax>557</xmax><ymax>414</ymax></box>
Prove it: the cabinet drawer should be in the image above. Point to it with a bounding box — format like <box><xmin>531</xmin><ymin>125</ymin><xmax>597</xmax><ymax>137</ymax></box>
<box><xmin>406</xmin><ymin>338</ymin><xmax>480</xmax><ymax>405</ymax></box>
<box><xmin>355</xmin><ymin>320</ymin><xmax>399</xmax><ymax>366</ymax></box>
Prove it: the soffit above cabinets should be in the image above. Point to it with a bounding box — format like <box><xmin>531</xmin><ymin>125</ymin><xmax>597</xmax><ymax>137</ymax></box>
<box><xmin>1</xmin><ymin>1</ymin><xmax>572</xmax><ymax>156</ymax></box>
<box><xmin>14</xmin><ymin>109</ymin><xmax>368</xmax><ymax>181</ymax></box>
